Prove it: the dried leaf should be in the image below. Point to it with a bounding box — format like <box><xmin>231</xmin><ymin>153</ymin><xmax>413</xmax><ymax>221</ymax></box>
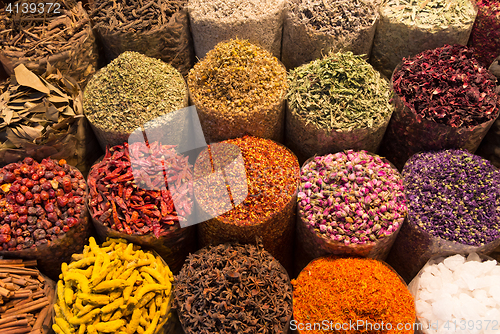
<box><xmin>20</xmin><ymin>125</ymin><xmax>43</xmax><ymax>139</ymax></box>
<box><xmin>14</xmin><ymin>65</ymin><xmax>50</xmax><ymax>94</ymax></box>
<box><xmin>45</xmin><ymin>104</ymin><xmax>59</xmax><ymax>122</ymax></box>
<box><xmin>3</xmin><ymin>108</ymin><xmax>13</xmax><ymax>125</ymax></box>
<box><xmin>48</xmin><ymin>95</ymin><xmax>69</xmax><ymax>103</ymax></box>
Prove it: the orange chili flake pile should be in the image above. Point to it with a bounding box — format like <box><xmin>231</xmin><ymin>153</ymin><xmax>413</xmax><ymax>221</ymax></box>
<box><xmin>196</xmin><ymin>135</ymin><xmax>299</xmax><ymax>226</ymax></box>
<box><xmin>292</xmin><ymin>257</ymin><xmax>415</xmax><ymax>334</ymax></box>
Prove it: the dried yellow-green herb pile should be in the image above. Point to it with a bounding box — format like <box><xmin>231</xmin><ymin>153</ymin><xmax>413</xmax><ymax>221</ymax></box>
<box><xmin>188</xmin><ymin>39</ymin><xmax>287</xmax><ymax>142</ymax></box>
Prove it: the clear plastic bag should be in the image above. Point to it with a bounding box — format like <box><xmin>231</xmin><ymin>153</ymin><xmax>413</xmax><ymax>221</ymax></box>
<box><xmin>408</xmin><ymin>253</ymin><xmax>497</xmax><ymax>334</ymax></box>
<box><xmin>281</xmin><ymin>0</ymin><xmax>378</xmax><ymax>69</ymax></box>
<box><xmin>386</xmin><ymin>219</ymin><xmax>500</xmax><ymax>284</ymax></box>
<box><xmin>370</xmin><ymin>0</ymin><xmax>477</xmax><ymax>79</ymax></box>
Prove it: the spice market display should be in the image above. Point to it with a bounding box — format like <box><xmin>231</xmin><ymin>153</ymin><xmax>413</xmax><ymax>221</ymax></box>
<box><xmin>295</xmin><ymin>150</ymin><xmax>406</xmax><ymax>273</ymax></box>
<box><xmin>409</xmin><ymin>253</ymin><xmax>500</xmax><ymax>334</ymax></box>
<box><xmin>188</xmin><ymin>39</ymin><xmax>288</xmax><ymax>143</ymax></box>
<box><xmin>0</xmin><ymin>0</ymin><xmax>98</xmax><ymax>87</ymax></box>
<box><xmin>3</xmin><ymin>0</ymin><xmax>500</xmax><ymax>332</ymax></box>
<box><xmin>0</xmin><ymin>259</ymin><xmax>55</xmax><ymax>334</ymax></box>
<box><xmin>187</xmin><ymin>0</ymin><xmax>286</xmax><ymax>59</ymax></box>
<box><xmin>286</xmin><ymin>51</ymin><xmax>394</xmax><ymax>162</ymax></box>
<box><xmin>53</xmin><ymin>237</ymin><xmax>175</xmax><ymax>334</ymax></box>
<box><xmin>196</xmin><ymin>136</ymin><xmax>299</xmax><ymax>272</ymax></box>
<box><xmin>90</xmin><ymin>0</ymin><xmax>194</xmax><ymax>76</ymax></box>
<box><xmin>387</xmin><ymin>150</ymin><xmax>500</xmax><ymax>282</ymax></box>
<box><xmin>281</xmin><ymin>0</ymin><xmax>378</xmax><ymax>69</ymax></box>
<box><xmin>0</xmin><ymin>64</ymin><xmax>101</xmax><ymax>175</ymax></box>
<box><xmin>380</xmin><ymin>44</ymin><xmax>500</xmax><ymax>169</ymax></box>
<box><xmin>174</xmin><ymin>242</ymin><xmax>293</xmax><ymax>334</ymax></box>
<box><xmin>0</xmin><ymin>157</ymin><xmax>91</xmax><ymax>280</ymax></box>
<box><xmin>469</xmin><ymin>0</ymin><xmax>500</xmax><ymax>67</ymax></box>
<box><xmin>83</xmin><ymin>51</ymin><xmax>188</xmax><ymax>150</ymax></box>
<box><xmin>87</xmin><ymin>141</ymin><xmax>196</xmax><ymax>273</ymax></box>
<box><xmin>371</xmin><ymin>0</ymin><xmax>477</xmax><ymax>78</ymax></box>
<box><xmin>292</xmin><ymin>257</ymin><xmax>416</xmax><ymax>334</ymax></box>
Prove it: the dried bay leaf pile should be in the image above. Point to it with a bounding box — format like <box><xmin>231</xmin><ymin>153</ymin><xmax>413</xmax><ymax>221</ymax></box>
<box><xmin>0</xmin><ymin>64</ymin><xmax>100</xmax><ymax>174</ymax></box>
<box><xmin>0</xmin><ymin>0</ymin><xmax>98</xmax><ymax>87</ymax></box>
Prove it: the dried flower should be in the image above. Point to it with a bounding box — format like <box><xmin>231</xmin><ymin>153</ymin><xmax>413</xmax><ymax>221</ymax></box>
<box><xmin>298</xmin><ymin>150</ymin><xmax>406</xmax><ymax>245</ymax></box>
<box><xmin>403</xmin><ymin>149</ymin><xmax>500</xmax><ymax>246</ymax></box>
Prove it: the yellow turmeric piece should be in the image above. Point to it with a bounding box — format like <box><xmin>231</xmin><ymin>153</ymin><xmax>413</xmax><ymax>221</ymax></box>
<box><xmin>56</xmin><ymin>237</ymin><xmax>173</xmax><ymax>334</ymax></box>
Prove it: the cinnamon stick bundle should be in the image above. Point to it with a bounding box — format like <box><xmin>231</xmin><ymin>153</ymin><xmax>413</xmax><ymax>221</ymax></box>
<box><xmin>0</xmin><ymin>259</ymin><xmax>55</xmax><ymax>334</ymax></box>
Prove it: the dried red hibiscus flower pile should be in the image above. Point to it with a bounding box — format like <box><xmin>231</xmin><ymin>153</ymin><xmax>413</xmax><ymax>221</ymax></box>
<box><xmin>470</xmin><ymin>0</ymin><xmax>500</xmax><ymax>67</ymax></box>
<box><xmin>0</xmin><ymin>158</ymin><xmax>87</xmax><ymax>251</ymax></box>
<box><xmin>87</xmin><ymin>141</ymin><xmax>193</xmax><ymax>237</ymax></box>
<box><xmin>393</xmin><ymin>44</ymin><xmax>499</xmax><ymax>128</ymax></box>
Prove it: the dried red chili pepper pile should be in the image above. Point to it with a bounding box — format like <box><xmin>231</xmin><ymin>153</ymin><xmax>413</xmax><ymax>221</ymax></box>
<box><xmin>87</xmin><ymin>141</ymin><xmax>193</xmax><ymax>238</ymax></box>
<box><xmin>0</xmin><ymin>158</ymin><xmax>87</xmax><ymax>251</ymax></box>
<box><xmin>393</xmin><ymin>44</ymin><xmax>499</xmax><ymax>128</ymax></box>
<box><xmin>470</xmin><ymin>0</ymin><xmax>500</xmax><ymax>67</ymax></box>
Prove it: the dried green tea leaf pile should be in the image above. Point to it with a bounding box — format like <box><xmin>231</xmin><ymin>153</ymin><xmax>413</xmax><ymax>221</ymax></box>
<box><xmin>287</xmin><ymin>52</ymin><xmax>393</xmax><ymax>131</ymax></box>
<box><xmin>290</xmin><ymin>0</ymin><xmax>376</xmax><ymax>37</ymax></box>
<box><xmin>381</xmin><ymin>0</ymin><xmax>476</xmax><ymax>26</ymax></box>
<box><xmin>91</xmin><ymin>0</ymin><xmax>187</xmax><ymax>32</ymax></box>
<box><xmin>84</xmin><ymin>51</ymin><xmax>187</xmax><ymax>135</ymax></box>
<box><xmin>0</xmin><ymin>64</ymin><xmax>94</xmax><ymax>169</ymax></box>
<box><xmin>175</xmin><ymin>242</ymin><xmax>293</xmax><ymax>334</ymax></box>
<box><xmin>188</xmin><ymin>39</ymin><xmax>287</xmax><ymax>141</ymax></box>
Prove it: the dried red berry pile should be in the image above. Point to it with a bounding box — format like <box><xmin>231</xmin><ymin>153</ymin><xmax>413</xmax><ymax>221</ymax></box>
<box><xmin>87</xmin><ymin>141</ymin><xmax>193</xmax><ymax>238</ymax></box>
<box><xmin>0</xmin><ymin>158</ymin><xmax>87</xmax><ymax>251</ymax></box>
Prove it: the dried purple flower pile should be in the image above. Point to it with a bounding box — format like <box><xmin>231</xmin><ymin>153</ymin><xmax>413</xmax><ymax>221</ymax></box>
<box><xmin>403</xmin><ymin>149</ymin><xmax>500</xmax><ymax>246</ymax></box>
<box><xmin>393</xmin><ymin>45</ymin><xmax>498</xmax><ymax>128</ymax></box>
<box><xmin>298</xmin><ymin>150</ymin><xmax>407</xmax><ymax>245</ymax></box>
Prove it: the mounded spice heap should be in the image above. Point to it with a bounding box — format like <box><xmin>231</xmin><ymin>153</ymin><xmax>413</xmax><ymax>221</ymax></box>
<box><xmin>196</xmin><ymin>136</ymin><xmax>299</xmax><ymax>271</ymax></box>
<box><xmin>380</xmin><ymin>45</ymin><xmax>500</xmax><ymax>169</ymax></box>
<box><xmin>84</xmin><ymin>51</ymin><xmax>188</xmax><ymax>149</ymax></box>
<box><xmin>404</xmin><ymin>150</ymin><xmax>500</xmax><ymax>246</ymax></box>
<box><xmin>87</xmin><ymin>141</ymin><xmax>195</xmax><ymax>273</ymax></box>
<box><xmin>90</xmin><ymin>0</ymin><xmax>194</xmax><ymax>76</ymax></box>
<box><xmin>0</xmin><ymin>64</ymin><xmax>100</xmax><ymax>174</ymax></box>
<box><xmin>387</xmin><ymin>150</ymin><xmax>500</xmax><ymax>282</ymax></box>
<box><xmin>0</xmin><ymin>0</ymin><xmax>98</xmax><ymax>87</ymax></box>
<box><xmin>299</xmin><ymin>151</ymin><xmax>406</xmax><ymax>245</ymax></box>
<box><xmin>188</xmin><ymin>39</ymin><xmax>288</xmax><ymax>142</ymax></box>
<box><xmin>410</xmin><ymin>253</ymin><xmax>500</xmax><ymax>334</ymax></box>
<box><xmin>53</xmin><ymin>237</ymin><xmax>174</xmax><ymax>334</ymax></box>
<box><xmin>0</xmin><ymin>259</ymin><xmax>55</xmax><ymax>334</ymax></box>
<box><xmin>371</xmin><ymin>0</ymin><xmax>477</xmax><ymax>78</ymax></box>
<box><xmin>0</xmin><ymin>157</ymin><xmax>90</xmax><ymax>280</ymax></box>
<box><xmin>0</xmin><ymin>158</ymin><xmax>87</xmax><ymax>250</ymax></box>
<box><xmin>188</xmin><ymin>0</ymin><xmax>286</xmax><ymax>58</ymax></box>
<box><xmin>468</xmin><ymin>0</ymin><xmax>500</xmax><ymax>67</ymax></box>
<box><xmin>175</xmin><ymin>242</ymin><xmax>293</xmax><ymax>334</ymax></box>
<box><xmin>281</xmin><ymin>0</ymin><xmax>378</xmax><ymax>69</ymax></box>
<box><xmin>88</xmin><ymin>141</ymin><xmax>193</xmax><ymax>237</ymax></box>
<box><xmin>286</xmin><ymin>52</ymin><xmax>393</xmax><ymax>160</ymax></box>
<box><xmin>292</xmin><ymin>257</ymin><xmax>415</xmax><ymax>334</ymax></box>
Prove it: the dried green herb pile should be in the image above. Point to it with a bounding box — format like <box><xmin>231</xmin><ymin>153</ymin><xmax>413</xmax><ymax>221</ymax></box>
<box><xmin>290</xmin><ymin>0</ymin><xmax>376</xmax><ymax>37</ymax></box>
<box><xmin>188</xmin><ymin>39</ymin><xmax>287</xmax><ymax>141</ymax></box>
<box><xmin>175</xmin><ymin>242</ymin><xmax>293</xmax><ymax>334</ymax></box>
<box><xmin>84</xmin><ymin>51</ymin><xmax>187</xmax><ymax>135</ymax></box>
<box><xmin>287</xmin><ymin>52</ymin><xmax>393</xmax><ymax>131</ymax></box>
<box><xmin>380</xmin><ymin>0</ymin><xmax>476</xmax><ymax>26</ymax></box>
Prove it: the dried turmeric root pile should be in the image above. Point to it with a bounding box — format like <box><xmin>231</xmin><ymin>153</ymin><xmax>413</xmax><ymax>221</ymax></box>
<box><xmin>53</xmin><ymin>237</ymin><xmax>174</xmax><ymax>334</ymax></box>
